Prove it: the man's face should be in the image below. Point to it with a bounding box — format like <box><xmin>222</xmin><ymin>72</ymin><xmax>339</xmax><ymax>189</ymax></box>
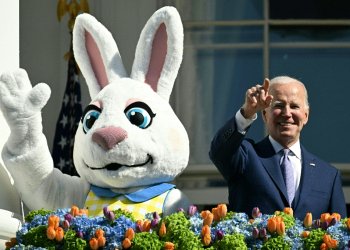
<box><xmin>262</xmin><ymin>82</ymin><xmax>309</xmax><ymax>148</ymax></box>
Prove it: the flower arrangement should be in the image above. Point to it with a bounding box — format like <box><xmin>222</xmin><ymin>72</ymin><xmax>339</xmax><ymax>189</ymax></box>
<box><xmin>5</xmin><ymin>204</ymin><xmax>350</xmax><ymax>250</ymax></box>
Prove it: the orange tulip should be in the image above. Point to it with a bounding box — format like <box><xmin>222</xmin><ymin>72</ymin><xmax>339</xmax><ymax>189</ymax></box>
<box><xmin>79</xmin><ymin>208</ymin><xmax>89</xmax><ymax>216</ymax></box>
<box><xmin>320</xmin><ymin>213</ymin><xmax>330</xmax><ymax>223</ymax></box>
<box><xmin>212</xmin><ymin>207</ymin><xmax>220</xmax><ymax>221</ymax></box>
<box><xmin>346</xmin><ymin>218</ymin><xmax>350</xmax><ymax>230</ymax></box>
<box><xmin>46</xmin><ymin>226</ymin><xmax>56</xmax><ymax>240</ymax></box>
<box><xmin>48</xmin><ymin>215</ymin><xmax>60</xmax><ymax>229</ymax></box>
<box><xmin>323</xmin><ymin>234</ymin><xmax>337</xmax><ymax>249</ymax></box>
<box><xmin>276</xmin><ymin>221</ymin><xmax>285</xmax><ymax>236</ymax></box>
<box><xmin>320</xmin><ymin>242</ymin><xmax>328</xmax><ymax>250</ymax></box>
<box><xmin>97</xmin><ymin>236</ymin><xmax>106</xmax><ymax>247</ymax></box>
<box><xmin>55</xmin><ymin>227</ymin><xmax>64</xmax><ymax>241</ymax></box>
<box><xmin>201</xmin><ymin>225</ymin><xmax>211</xmax><ymax>236</ymax></box>
<box><xmin>125</xmin><ymin>228</ymin><xmax>135</xmax><ymax>240</ymax></box>
<box><xmin>201</xmin><ymin>210</ymin><xmax>211</xmax><ymax>219</ymax></box>
<box><xmin>95</xmin><ymin>228</ymin><xmax>104</xmax><ymax>238</ymax></box>
<box><xmin>5</xmin><ymin>238</ymin><xmax>17</xmax><ymax>248</ymax></box>
<box><xmin>217</xmin><ymin>204</ymin><xmax>227</xmax><ymax>219</ymax></box>
<box><xmin>159</xmin><ymin>222</ymin><xmax>167</xmax><ymax>237</ymax></box>
<box><xmin>330</xmin><ymin>213</ymin><xmax>341</xmax><ymax>222</ymax></box>
<box><xmin>164</xmin><ymin>242</ymin><xmax>175</xmax><ymax>250</ymax></box>
<box><xmin>70</xmin><ymin>205</ymin><xmax>80</xmax><ymax>217</ymax></box>
<box><xmin>303</xmin><ymin>212</ymin><xmax>313</xmax><ymax>228</ymax></box>
<box><xmin>89</xmin><ymin>237</ymin><xmax>99</xmax><ymax>250</ymax></box>
<box><xmin>283</xmin><ymin>207</ymin><xmax>293</xmax><ymax>217</ymax></box>
<box><xmin>301</xmin><ymin>231</ymin><xmax>310</xmax><ymax>238</ymax></box>
<box><xmin>203</xmin><ymin>212</ymin><xmax>214</xmax><ymax>226</ymax></box>
<box><xmin>202</xmin><ymin>233</ymin><xmax>211</xmax><ymax>246</ymax></box>
<box><xmin>267</xmin><ymin>218</ymin><xmax>277</xmax><ymax>233</ymax></box>
<box><xmin>122</xmin><ymin>238</ymin><xmax>132</xmax><ymax>249</ymax></box>
<box><xmin>142</xmin><ymin>220</ymin><xmax>151</xmax><ymax>232</ymax></box>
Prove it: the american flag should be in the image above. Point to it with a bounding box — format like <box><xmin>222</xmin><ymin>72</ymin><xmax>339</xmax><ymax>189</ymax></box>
<box><xmin>52</xmin><ymin>53</ymin><xmax>82</xmax><ymax>176</ymax></box>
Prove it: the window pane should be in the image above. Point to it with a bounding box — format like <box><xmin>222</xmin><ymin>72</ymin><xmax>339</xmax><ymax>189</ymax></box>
<box><xmin>270</xmin><ymin>48</ymin><xmax>350</xmax><ymax>163</ymax></box>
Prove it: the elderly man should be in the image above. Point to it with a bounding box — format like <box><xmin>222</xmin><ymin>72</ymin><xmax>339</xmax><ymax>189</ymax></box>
<box><xmin>209</xmin><ymin>76</ymin><xmax>347</xmax><ymax>219</ymax></box>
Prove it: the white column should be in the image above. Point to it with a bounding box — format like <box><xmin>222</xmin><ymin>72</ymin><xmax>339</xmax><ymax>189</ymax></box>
<box><xmin>0</xmin><ymin>1</ymin><xmax>22</xmax><ymax>247</ymax></box>
<box><xmin>0</xmin><ymin>0</ymin><xmax>19</xmax><ymax>71</ymax></box>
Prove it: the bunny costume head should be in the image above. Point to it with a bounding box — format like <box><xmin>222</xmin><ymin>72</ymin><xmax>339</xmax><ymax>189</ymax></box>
<box><xmin>0</xmin><ymin>6</ymin><xmax>190</xmax><ymax>218</ymax></box>
<box><xmin>72</xmin><ymin>7</ymin><xmax>189</xmax><ymax>189</ymax></box>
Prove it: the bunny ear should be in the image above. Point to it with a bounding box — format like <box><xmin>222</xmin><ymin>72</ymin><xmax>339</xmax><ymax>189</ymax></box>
<box><xmin>73</xmin><ymin>13</ymin><xmax>127</xmax><ymax>98</ymax></box>
<box><xmin>130</xmin><ymin>6</ymin><xmax>183</xmax><ymax>101</ymax></box>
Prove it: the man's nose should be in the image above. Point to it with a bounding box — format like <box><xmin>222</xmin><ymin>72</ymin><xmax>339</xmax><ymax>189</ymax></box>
<box><xmin>282</xmin><ymin>106</ymin><xmax>292</xmax><ymax>116</ymax></box>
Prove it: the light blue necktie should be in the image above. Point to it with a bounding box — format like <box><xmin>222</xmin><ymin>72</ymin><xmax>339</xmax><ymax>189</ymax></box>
<box><xmin>281</xmin><ymin>149</ymin><xmax>295</xmax><ymax>206</ymax></box>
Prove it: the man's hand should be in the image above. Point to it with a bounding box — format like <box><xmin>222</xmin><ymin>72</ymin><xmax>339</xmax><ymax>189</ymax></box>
<box><xmin>241</xmin><ymin>78</ymin><xmax>273</xmax><ymax>119</ymax></box>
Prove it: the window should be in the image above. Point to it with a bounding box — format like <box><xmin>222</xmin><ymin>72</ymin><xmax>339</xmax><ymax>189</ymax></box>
<box><xmin>159</xmin><ymin>0</ymin><xmax>350</xmax><ymax>204</ymax></box>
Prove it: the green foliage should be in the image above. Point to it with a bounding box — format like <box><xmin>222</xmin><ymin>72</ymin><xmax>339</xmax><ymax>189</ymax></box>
<box><xmin>25</xmin><ymin>209</ymin><xmax>53</xmax><ymax>223</ymax></box>
<box><xmin>213</xmin><ymin>233</ymin><xmax>248</xmax><ymax>250</ymax></box>
<box><xmin>131</xmin><ymin>232</ymin><xmax>163</xmax><ymax>250</ymax></box>
<box><xmin>262</xmin><ymin>235</ymin><xmax>291</xmax><ymax>250</ymax></box>
<box><xmin>22</xmin><ymin>225</ymin><xmax>56</xmax><ymax>248</ymax></box>
<box><xmin>162</xmin><ymin>212</ymin><xmax>203</xmax><ymax>249</ymax></box>
<box><xmin>278</xmin><ymin>212</ymin><xmax>295</xmax><ymax>229</ymax></box>
<box><xmin>303</xmin><ymin>228</ymin><xmax>325</xmax><ymax>250</ymax></box>
<box><xmin>63</xmin><ymin>229</ymin><xmax>87</xmax><ymax>250</ymax></box>
<box><xmin>112</xmin><ymin>208</ymin><xmax>136</xmax><ymax>222</ymax></box>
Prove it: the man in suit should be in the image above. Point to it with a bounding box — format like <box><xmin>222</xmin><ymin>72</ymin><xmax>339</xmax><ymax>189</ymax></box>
<box><xmin>209</xmin><ymin>76</ymin><xmax>347</xmax><ymax>220</ymax></box>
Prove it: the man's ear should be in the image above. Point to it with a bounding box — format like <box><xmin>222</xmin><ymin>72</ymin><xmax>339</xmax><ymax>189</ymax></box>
<box><xmin>303</xmin><ymin>108</ymin><xmax>309</xmax><ymax>125</ymax></box>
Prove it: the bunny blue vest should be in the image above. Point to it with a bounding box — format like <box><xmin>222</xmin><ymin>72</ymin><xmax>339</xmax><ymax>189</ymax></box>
<box><xmin>85</xmin><ymin>183</ymin><xmax>175</xmax><ymax>219</ymax></box>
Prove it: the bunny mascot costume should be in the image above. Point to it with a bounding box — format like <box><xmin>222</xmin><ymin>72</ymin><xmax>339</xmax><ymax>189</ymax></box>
<box><xmin>0</xmin><ymin>6</ymin><xmax>190</xmax><ymax>219</ymax></box>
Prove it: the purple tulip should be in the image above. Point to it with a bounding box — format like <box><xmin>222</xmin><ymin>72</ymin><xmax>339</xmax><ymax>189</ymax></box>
<box><xmin>103</xmin><ymin>206</ymin><xmax>109</xmax><ymax>217</ymax></box>
<box><xmin>151</xmin><ymin>218</ymin><xmax>159</xmax><ymax>228</ymax></box>
<box><xmin>76</xmin><ymin>231</ymin><xmax>83</xmax><ymax>238</ymax></box>
<box><xmin>153</xmin><ymin>212</ymin><xmax>160</xmax><ymax>220</ymax></box>
<box><xmin>313</xmin><ymin>219</ymin><xmax>321</xmax><ymax>229</ymax></box>
<box><xmin>63</xmin><ymin>220</ymin><xmax>70</xmax><ymax>229</ymax></box>
<box><xmin>321</xmin><ymin>221</ymin><xmax>329</xmax><ymax>230</ymax></box>
<box><xmin>252</xmin><ymin>227</ymin><xmax>259</xmax><ymax>239</ymax></box>
<box><xmin>216</xmin><ymin>230</ymin><xmax>224</xmax><ymax>240</ymax></box>
<box><xmin>136</xmin><ymin>223</ymin><xmax>142</xmax><ymax>232</ymax></box>
<box><xmin>106</xmin><ymin>211</ymin><xmax>115</xmax><ymax>221</ymax></box>
<box><xmin>177</xmin><ymin>208</ymin><xmax>185</xmax><ymax>213</ymax></box>
<box><xmin>259</xmin><ymin>228</ymin><xmax>267</xmax><ymax>239</ymax></box>
<box><xmin>329</xmin><ymin>217</ymin><xmax>337</xmax><ymax>226</ymax></box>
<box><xmin>188</xmin><ymin>205</ymin><xmax>198</xmax><ymax>216</ymax></box>
<box><xmin>252</xmin><ymin>207</ymin><xmax>262</xmax><ymax>219</ymax></box>
<box><xmin>64</xmin><ymin>213</ymin><xmax>73</xmax><ymax>223</ymax></box>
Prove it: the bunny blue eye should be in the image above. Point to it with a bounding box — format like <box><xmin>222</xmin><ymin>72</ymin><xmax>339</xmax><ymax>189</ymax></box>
<box><xmin>124</xmin><ymin>102</ymin><xmax>156</xmax><ymax>129</ymax></box>
<box><xmin>81</xmin><ymin>105</ymin><xmax>101</xmax><ymax>134</ymax></box>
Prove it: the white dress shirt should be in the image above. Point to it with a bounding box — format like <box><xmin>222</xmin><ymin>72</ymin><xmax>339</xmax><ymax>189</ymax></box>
<box><xmin>235</xmin><ymin>109</ymin><xmax>302</xmax><ymax>193</ymax></box>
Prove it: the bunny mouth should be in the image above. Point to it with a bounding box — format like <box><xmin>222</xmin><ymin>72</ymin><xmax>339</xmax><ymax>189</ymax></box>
<box><xmin>87</xmin><ymin>154</ymin><xmax>153</xmax><ymax>171</ymax></box>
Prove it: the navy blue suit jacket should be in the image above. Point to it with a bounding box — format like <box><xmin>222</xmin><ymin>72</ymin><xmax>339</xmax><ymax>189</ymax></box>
<box><xmin>209</xmin><ymin>116</ymin><xmax>347</xmax><ymax>219</ymax></box>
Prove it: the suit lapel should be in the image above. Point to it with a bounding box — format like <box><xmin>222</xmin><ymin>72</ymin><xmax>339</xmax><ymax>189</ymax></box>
<box><xmin>293</xmin><ymin>146</ymin><xmax>316</xmax><ymax>210</ymax></box>
<box><xmin>256</xmin><ymin>137</ymin><xmax>289</xmax><ymax>203</ymax></box>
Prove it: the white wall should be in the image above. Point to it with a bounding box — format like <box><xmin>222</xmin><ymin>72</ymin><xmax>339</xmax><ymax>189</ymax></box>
<box><xmin>0</xmin><ymin>0</ymin><xmax>22</xmax><ymax>214</ymax></box>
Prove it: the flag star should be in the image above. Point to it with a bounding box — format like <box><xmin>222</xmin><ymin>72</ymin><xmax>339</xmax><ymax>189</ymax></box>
<box><xmin>57</xmin><ymin>158</ymin><xmax>66</xmax><ymax>170</ymax></box>
<box><xmin>58</xmin><ymin>136</ymin><xmax>67</xmax><ymax>150</ymax></box>
<box><xmin>63</xmin><ymin>94</ymin><xmax>69</xmax><ymax>106</ymax></box>
<box><xmin>60</xmin><ymin>115</ymin><xmax>68</xmax><ymax>128</ymax></box>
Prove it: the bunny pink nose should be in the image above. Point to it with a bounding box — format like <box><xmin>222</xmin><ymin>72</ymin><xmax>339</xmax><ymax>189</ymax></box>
<box><xmin>92</xmin><ymin>126</ymin><xmax>128</xmax><ymax>150</ymax></box>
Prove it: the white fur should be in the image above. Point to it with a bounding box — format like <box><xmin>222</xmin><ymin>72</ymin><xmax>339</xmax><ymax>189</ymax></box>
<box><xmin>0</xmin><ymin>6</ymin><xmax>189</xmax><ymax>212</ymax></box>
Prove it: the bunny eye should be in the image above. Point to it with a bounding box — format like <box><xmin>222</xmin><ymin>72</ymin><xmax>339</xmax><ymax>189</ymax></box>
<box><xmin>81</xmin><ymin>105</ymin><xmax>101</xmax><ymax>134</ymax></box>
<box><xmin>124</xmin><ymin>102</ymin><xmax>156</xmax><ymax>129</ymax></box>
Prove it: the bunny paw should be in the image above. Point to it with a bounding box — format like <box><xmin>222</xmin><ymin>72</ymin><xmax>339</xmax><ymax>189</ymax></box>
<box><xmin>0</xmin><ymin>68</ymin><xmax>51</xmax><ymax>122</ymax></box>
